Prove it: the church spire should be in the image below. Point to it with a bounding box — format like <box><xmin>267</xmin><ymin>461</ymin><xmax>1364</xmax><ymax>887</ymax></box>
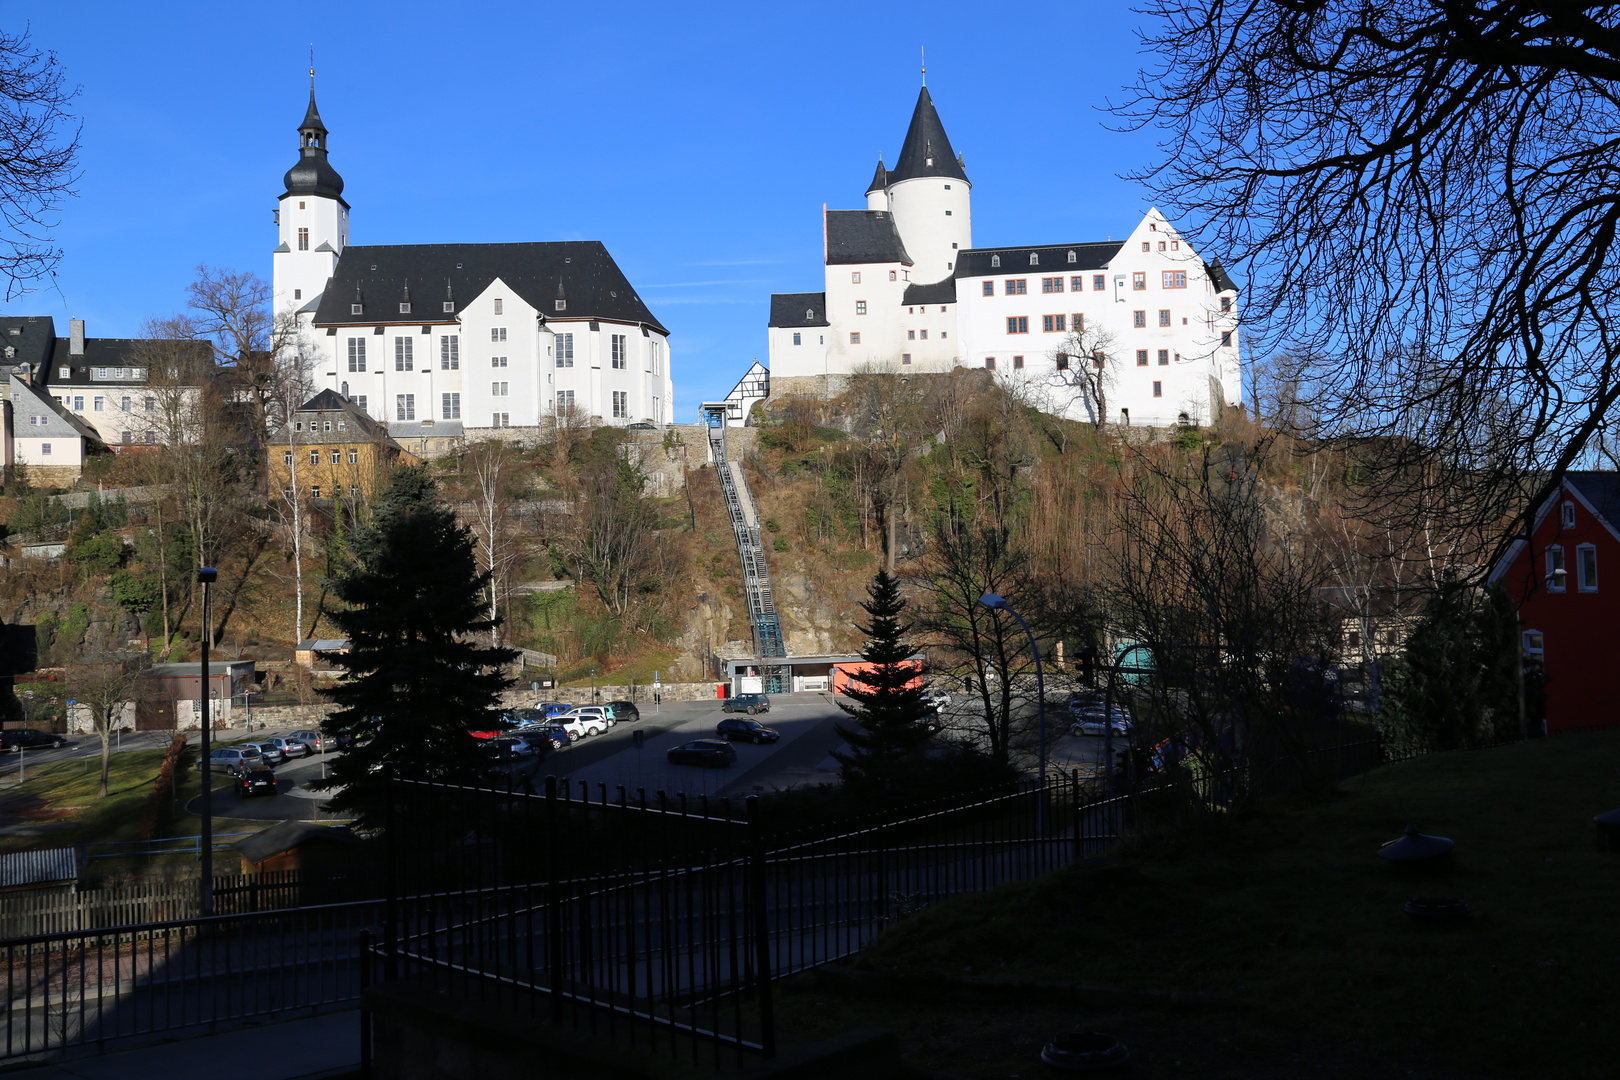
<box><xmin>888</xmin><ymin>86</ymin><xmax>967</xmax><ymax>185</ymax></box>
<box><xmin>283</xmin><ymin>74</ymin><xmax>346</xmax><ymax>202</ymax></box>
<box><xmin>865</xmin><ymin>157</ymin><xmax>888</xmax><ymax>196</ymax></box>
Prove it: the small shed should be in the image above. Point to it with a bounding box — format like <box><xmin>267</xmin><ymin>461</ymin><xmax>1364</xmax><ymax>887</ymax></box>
<box><xmin>232</xmin><ymin>821</ymin><xmax>360</xmax><ymax>874</ymax></box>
<box><xmin>295</xmin><ymin>639</ymin><xmax>348</xmax><ymax>669</ymax></box>
<box><xmin>0</xmin><ymin>847</ymin><xmax>78</xmax><ymax>892</ymax></box>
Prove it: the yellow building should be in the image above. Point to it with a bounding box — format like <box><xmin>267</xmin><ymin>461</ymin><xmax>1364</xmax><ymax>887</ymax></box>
<box><xmin>267</xmin><ymin>389</ymin><xmax>419</xmax><ymax>502</ymax></box>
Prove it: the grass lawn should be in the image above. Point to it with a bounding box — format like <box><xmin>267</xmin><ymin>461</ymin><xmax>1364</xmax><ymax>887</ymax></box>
<box><xmin>0</xmin><ymin>746</ymin><xmax>264</xmax><ymax>858</ymax></box>
<box><xmin>772</xmin><ymin>730</ymin><xmax>1620</xmax><ymax>1079</ymax></box>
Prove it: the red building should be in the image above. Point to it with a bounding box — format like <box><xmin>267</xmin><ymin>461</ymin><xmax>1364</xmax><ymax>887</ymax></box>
<box><xmin>1488</xmin><ymin>471</ymin><xmax>1620</xmax><ymax>733</ymax></box>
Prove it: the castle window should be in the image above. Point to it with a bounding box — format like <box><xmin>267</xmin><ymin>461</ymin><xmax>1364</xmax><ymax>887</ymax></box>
<box><xmin>612</xmin><ymin>391</ymin><xmax>628</xmax><ymax>418</ymax></box>
<box><xmin>1133</xmin><ymin>310</ymin><xmax>1146</xmax><ymax>328</ymax></box>
<box><xmin>806</xmin><ymin>308</ymin><xmax>814</xmax><ymax>319</ymax></box>
<box><xmin>792</xmin><ymin>333</ymin><xmax>801</xmax><ymax>345</ymax></box>
<box><xmin>985</xmin><ymin>357</ymin><xmax>996</xmax><ymax>369</ymax></box>
<box><xmin>294</xmin><ymin>289</ymin><xmax>302</xmax><ymax>300</ymax></box>
<box><xmin>1221</xmin><ymin>297</ymin><xmax>1232</xmax><ymax>312</ymax></box>
<box><xmin>493</xmin><ymin>412</ymin><xmax>510</xmax><ymax>427</ymax></box>
<box><xmin>494</xmin><ymin>299</ymin><xmax>504</xmax><ymax>315</ymax></box>
<box><xmin>399</xmin><ymin>303</ymin><xmax>411</xmax><ymax>313</ymax></box>
<box><xmin>1067</xmin><ymin>251</ymin><xmax>1077</xmax><ymax>263</ymax></box>
<box><xmin>1172</xmin><ymin>241</ymin><xmax>1179</xmax><ymax>250</ymax></box>
<box><xmin>851</xmin><ymin>272</ymin><xmax>861</xmax><ymax>284</ymax></box>
<box><xmin>901</xmin><ymin>353</ymin><xmax>912</xmax><ymax>364</ymax></box>
<box><xmin>1006</xmin><ymin>317</ymin><xmax>1028</xmax><ymax>334</ymax></box>
<box><xmin>1159</xmin><ymin>309</ymin><xmax>1171</xmax><ymax>326</ymax></box>
<box><xmin>1159</xmin><ymin>241</ymin><xmax>1167</xmax><ymax>251</ymax></box>
<box><xmin>1150</xmin><ymin>223</ymin><xmax>1157</xmax><ymax>230</ymax></box>
<box><xmin>443</xmin><ymin>392</ymin><xmax>461</xmax><ymax>419</ymax></box>
<box><xmin>492</xmin><ymin>381</ymin><xmax>509</xmax><ymax>397</ymax></box>
<box><xmin>856</xmin><ymin>301</ymin><xmax>866</xmax><ymax>315</ymax></box>
<box><xmin>946</xmin><ymin>210</ymin><xmax>952</xmax><ymax>215</ymax></box>
<box><xmin>1029</xmin><ymin>253</ymin><xmax>1038</xmax><ymax>265</ymax></box>
<box><xmin>1056</xmin><ymin>353</ymin><xmax>1070</xmax><ymax>371</ymax></box>
<box><xmin>1043</xmin><ymin>315</ymin><xmax>1066</xmax><ymax>333</ymax></box>
<box><xmin>850</xmin><ymin>332</ymin><xmax>861</xmax><ymax>344</ymax></box>
<box><xmin>1142</xmin><ymin>242</ymin><xmax>1150</xmax><ymax>251</ymax></box>
<box><xmin>1221</xmin><ymin>331</ymin><xmax>1233</xmax><ymax>346</ymax></box>
<box><xmin>1005</xmin><ymin>279</ymin><xmax>1026</xmax><ymax>295</ymax></box>
<box><xmin>298</xmin><ymin>228</ymin><xmax>309</xmax><ymax>251</ymax></box>
<box><xmin>920</xmin><ymin>330</ymin><xmax>928</xmax><ymax>339</ymax></box>
<box><xmin>492</xmin><ymin>355</ymin><xmax>508</xmax><ymax>368</ymax></box>
<box><xmin>1013</xmin><ymin>355</ymin><xmax>1024</xmax><ymax>369</ymax></box>
<box><xmin>1153</xmin><ymin>381</ymin><xmax>1163</xmax><ymax>397</ymax></box>
<box><xmin>982</xmin><ymin>281</ymin><xmax>993</xmax><ymax>296</ymax></box>
<box><xmin>908</xmin><ymin>330</ymin><xmax>915</xmax><ymax>340</ymax></box>
<box><xmin>491</xmin><ymin>327</ymin><xmax>507</xmax><ymax>342</ymax></box>
<box><xmin>991</xmin><ymin>255</ymin><xmax>1001</xmax><ymax>267</ymax></box>
<box><xmin>299</xmin><ymin>201</ymin><xmax>306</xmax><ymax>210</ymax></box>
<box><xmin>1163</xmin><ymin>271</ymin><xmax>1188</xmax><ymax>288</ymax></box>
<box><xmin>1136</xmin><ymin>350</ymin><xmax>1149</xmax><ymax>366</ymax></box>
<box><xmin>397</xmin><ymin>394</ymin><xmax>416</xmax><ymax>421</ymax></box>
<box><xmin>443</xmin><ymin>301</ymin><xmax>454</xmax><ymax>312</ymax></box>
<box><xmin>611</xmin><ymin>334</ymin><xmax>627</xmax><ymax>368</ymax></box>
<box><xmin>556</xmin><ymin>332</ymin><xmax>574</xmax><ymax>368</ymax></box>
<box><xmin>441</xmin><ymin>335</ymin><xmax>459</xmax><ymax>369</ymax></box>
<box><xmin>1133</xmin><ymin>273</ymin><xmax>1147</xmax><ymax>290</ymax></box>
<box><xmin>889</xmin><ymin>271</ymin><xmax>897</xmax><ymax>281</ymax></box>
<box><xmin>556</xmin><ymin>300</ymin><xmax>566</xmax><ymax>311</ymax></box>
<box><xmin>1093</xmin><ymin>274</ymin><xmax>1105</xmax><ymax>290</ymax></box>
<box><xmin>347</xmin><ymin>338</ymin><xmax>367</xmax><ymax>372</ymax></box>
<box><xmin>1158</xmin><ymin>349</ymin><xmax>1170</xmax><ymax>365</ymax></box>
<box><xmin>394</xmin><ymin>337</ymin><xmax>414</xmax><ymax>371</ymax></box>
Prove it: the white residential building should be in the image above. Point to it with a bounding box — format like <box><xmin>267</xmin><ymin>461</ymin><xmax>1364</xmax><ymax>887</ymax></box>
<box><xmin>767</xmin><ymin>86</ymin><xmax>1242</xmax><ymax>427</ymax></box>
<box><xmin>271</xmin><ymin>85</ymin><xmax>674</xmax><ymax>453</ymax></box>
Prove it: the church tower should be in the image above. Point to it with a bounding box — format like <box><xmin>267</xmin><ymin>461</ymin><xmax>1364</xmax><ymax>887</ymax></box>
<box><xmin>881</xmin><ymin>87</ymin><xmax>970</xmax><ymax>285</ymax></box>
<box><xmin>273</xmin><ymin>80</ymin><xmax>349</xmax><ymax>325</ymax></box>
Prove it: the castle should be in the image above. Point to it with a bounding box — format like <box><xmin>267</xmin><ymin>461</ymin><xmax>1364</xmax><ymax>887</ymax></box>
<box><xmin>765</xmin><ymin>86</ymin><xmax>1242</xmax><ymax>428</ymax></box>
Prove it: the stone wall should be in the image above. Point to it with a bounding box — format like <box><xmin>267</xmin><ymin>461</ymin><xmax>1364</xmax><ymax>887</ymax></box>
<box><xmin>620</xmin><ymin>425</ymin><xmax>761</xmax><ymax>498</ymax></box>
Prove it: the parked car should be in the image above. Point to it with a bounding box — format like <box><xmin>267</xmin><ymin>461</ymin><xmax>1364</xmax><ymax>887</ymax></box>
<box><xmin>200</xmin><ymin>747</ymin><xmax>264</xmax><ymax>777</ymax></box>
<box><xmin>238</xmin><ymin>768</ymin><xmax>278</xmax><ymax>798</ymax></box>
<box><xmin>563</xmin><ymin>706</ymin><xmax>613</xmax><ymax>728</ymax></box>
<box><xmin>920</xmin><ymin>688</ymin><xmax>952</xmax><ymax>713</ymax></box>
<box><xmin>536</xmin><ymin>701</ymin><xmax>572</xmax><ymax>718</ymax></box>
<box><xmin>556</xmin><ymin>714</ymin><xmax>607</xmax><ymax>741</ymax></box>
<box><xmin>666</xmin><ymin>740</ymin><xmax>738</xmax><ymax>767</ymax></box>
<box><xmin>333</xmin><ymin>730</ymin><xmax>357</xmax><ymax>751</ymax></box>
<box><xmin>720</xmin><ymin>693</ymin><xmax>770</xmax><ymax>715</ymax></box>
<box><xmin>516</xmin><ymin>722</ymin><xmax>571</xmax><ymax>751</ymax></box>
<box><xmin>716</xmin><ymin>718</ymin><xmax>780</xmax><ymax>744</ymax></box>
<box><xmin>289</xmin><ymin>730</ymin><xmax>325</xmax><ymax>754</ymax></box>
<box><xmin>252</xmin><ymin>741</ymin><xmax>287</xmax><ymax>766</ymax></box>
<box><xmin>270</xmin><ymin>736</ymin><xmax>310</xmax><ymax>759</ymax></box>
<box><xmin>605</xmin><ymin>700</ymin><xmax>641</xmax><ymax>723</ymax></box>
<box><xmin>1069</xmin><ymin>706</ymin><xmax>1133</xmax><ymax>737</ymax></box>
<box><xmin>484</xmin><ymin>737</ymin><xmax>540</xmax><ymax>761</ymax></box>
<box><xmin>0</xmin><ymin>729</ymin><xmax>64</xmax><ymax>751</ymax></box>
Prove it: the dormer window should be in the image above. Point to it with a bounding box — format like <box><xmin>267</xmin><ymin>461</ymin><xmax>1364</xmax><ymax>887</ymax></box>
<box><xmin>352</xmin><ymin>304</ymin><xmax>363</xmax><ymax>315</ymax></box>
<box><xmin>1067</xmin><ymin>250</ymin><xmax>1076</xmax><ymax>264</ymax></box>
<box><xmin>1030</xmin><ymin>254</ymin><xmax>1039</xmax><ymax>266</ymax></box>
<box><xmin>806</xmin><ymin>308</ymin><xmax>814</xmax><ymax>320</ymax></box>
<box><xmin>399</xmin><ymin>303</ymin><xmax>411</xmax><ymax>314</ymax></box>
<box><xmin>59</xmin><ymin>366</ymin><xmax>69</xmax><ymax>379</ymax></box>
<box><xmin>443</xmin><ymin>302</ymin><xmax>454</xmax><ymax>312</ymax></box>
<box><xmin>991</xmin><ymin>255</ymin><xmax>1001</xmax><ymax>268</ymax></box>
<box><xmin>555</xmin><ymin>300</ymin><xmax>566</xmax><ymax>312</ymax></box>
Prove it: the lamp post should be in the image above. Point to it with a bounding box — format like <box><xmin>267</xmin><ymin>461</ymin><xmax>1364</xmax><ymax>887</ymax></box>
<box><xmin>198</xmin><ymin>566</ymin><xmax>217</xmax><ymax>917</ymax></box>
<box><xmin>979</xmin><ymin>593</ymin><xmax>1047</xmax><ymax>834</ymax></box>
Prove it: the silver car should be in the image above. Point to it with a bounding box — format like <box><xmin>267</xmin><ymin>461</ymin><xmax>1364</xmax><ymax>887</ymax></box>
<box><xmin>199</xmin><ymin>747</ymin><xmax>264</xmax><ymax>777</ymax></box>
<box><xmin>269</xmin><ymin>736</ymin><xmax>309</xmax><ymax>759</ymax></box>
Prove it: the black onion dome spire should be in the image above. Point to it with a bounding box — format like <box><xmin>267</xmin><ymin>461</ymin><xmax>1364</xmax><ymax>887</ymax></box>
<box><xmin>866</xmin><ymin>157</ymin><xmax>888</xmax><ymax>195</ymax></box>
<box><xmin>283</xmin><ymin>87</ymin><xmax>346</xmax><ymax>202</ymax></box>
<box><xmin>888</xmin><ymin>87</ymin><xmax>968</xmax><ymax>185</ymax></box>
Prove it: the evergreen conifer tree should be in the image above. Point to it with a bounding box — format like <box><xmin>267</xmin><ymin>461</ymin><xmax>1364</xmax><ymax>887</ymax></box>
<box><xmin>312</xmin><ymin>465</ymin><xmax>517</xmax><ymax>823</ymax></box>
<box><xmin>833</xmin><ymin>569</ymin><xmax>934</xmax><ymax>794</ymax></box>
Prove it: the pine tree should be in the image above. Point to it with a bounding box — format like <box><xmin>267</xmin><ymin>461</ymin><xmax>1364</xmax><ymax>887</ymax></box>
<box><xmin>312</xmin><ymin>465</ymin><xmax>517</xmax><ymax>824</ymax></box>
<box><xmin>833</xmin><ymin>569</ymin><xmax>934</xmax><ymax>794</ymax></box>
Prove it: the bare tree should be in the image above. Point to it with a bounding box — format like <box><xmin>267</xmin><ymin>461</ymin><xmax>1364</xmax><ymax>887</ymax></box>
<box><xmin>467</xmin><ymin>438</ymin><xmax>524</xmax><ymax>647</ymax></box>
<box><xmin>845</xmin><ymin>367</ymin><xmax>930</xmax><ymax>572</ymax></box>
<box><xmin>567</xmin><ymin>461</ymin><xmax>655</xmax><ymax>616</ymax></box>
<box><xmin>186</xmin><ymin>266</ymin><xmax>301</xmax><ymax>469</ymax></box>
<box><xmin>67</xmin><ymin>656</ymin><xmax>143</xmax><ymax>798</ymax></box>
<box><xmin>0</xmin><ymin>28</ymin><xmax>79</xmax><ymax>299</ymax></box>
<box><xmin>1121</xmin><ymin>0</ymin><xmax>1620</xmax><ymax>566</ymax></box>
<box><xmin>268</xmin><ymin>327</ymin><xmax>316</xmax><ymax>641</ymax></box>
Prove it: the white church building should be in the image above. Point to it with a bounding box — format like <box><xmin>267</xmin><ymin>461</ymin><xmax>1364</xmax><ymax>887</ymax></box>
<box><xmin>272</xmin><ymin>86</ymin><xmax>673</xmax><ymax>453</ymax></box>
<box><xmin>767</xmin><ymin>87</ymin><xmax>1242</xmax><ymax>428</ymax></box>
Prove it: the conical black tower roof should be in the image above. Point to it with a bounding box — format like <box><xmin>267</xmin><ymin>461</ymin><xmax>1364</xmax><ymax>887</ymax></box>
<box><xmin>283</xmin><ymin>87</ymin><xmax>346</xmax><ymax>203</ymax></box>
<box><xmin>888</xmin><ymin>87</ymin><xmax>967</xmax><ymax>184</ymax></box>
<box><xmin>866</xmin><ymin>157</ymin><xmax>888</xmax><ymax>195</ymax></box>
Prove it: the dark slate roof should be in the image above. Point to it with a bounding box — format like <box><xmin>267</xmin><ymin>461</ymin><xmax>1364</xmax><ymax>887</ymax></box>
<box><xmin>769</xmin><ymin>293</ymin><xmax>829</xmax><ymax>328</ymax></box>
<box><xmin>268</xmin><ymin>388</ymin><xmax>402</xmax><ymax>449</ymax></box>
<box><xmin>312</xmin><ymin>242</ymin><xmax>668</xmax><ymax>335</ymax></box>
<box><xmin>825</xmin><ymin>211</ymin><xmax>912</xmax><ymax>266</ymax></box>
<box><xmin>1568</xmin><ymin>471</ymin><xmax>1620</xmax><ymax>526</ymax></box>
<box><xmin>0</xmin><ymin>315</ymin><xmax>57</xmax><ymax>376</ymax></box>
<box><xmin>232</xmin><ymin>821</ymin><xmax>358</xmax><ymax>865</ymax></box>
<box><xmin>0</xmin><ymin>848</ymin><xmax>77</xmax><ymax>888</ymax></box>
<box><xmin>8</xmin><ymin>375</ymin><xmax>103</xmax><ymax>442</ymax></box>
<box><xmin>955</xmin><ymin>242</ymin><xmax>1123</xmax><ymax>279</ymax></box>
<box><xmin>903</xmin><ymin>277</ymin><xmax>957</xmax><ymax>306</ymax></box>
<box><xmin>866</xmin><ymin>158</ymin><xmax>888</xmax><ymax>195</ymax></box>
<box><xmin>889</xmin><ymin>88</ymin><xmax>968</xmax><ymax>185</ymax></box>
<box><xmin>44</xmin><ymin>337</ymin><xmax>211</xmax><ymax>389</ymax></box>
<box><xmin>283</xmin><ymin>89</ymin><xmax>346</xmax><ymax>204</ymax></box>
<box><xmin>1206</xmin><ymin>260</ymin><xmax>1238</xmax><ymax>293</ymax></box>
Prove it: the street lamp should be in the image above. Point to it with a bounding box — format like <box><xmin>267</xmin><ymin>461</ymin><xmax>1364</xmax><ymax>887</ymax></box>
<box><xmin>198</xmin><ymin>566</ymin><xmax>217</xmax><ymax>917</ymax></box>
<box><xmin>979</xmin><ymin>593</ymin><xmax>1047</xmax><ymax>832</ymax></box>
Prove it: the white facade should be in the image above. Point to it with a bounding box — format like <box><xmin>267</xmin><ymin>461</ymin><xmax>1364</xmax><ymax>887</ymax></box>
<box><xmin>767</xmin><ymin>88</ymin><xmax>1243</xmax><ymax>427</ymax></box>
<box><xmin>270</xmin><ymin>90</ymin><xmax>673</xmax><ymax>448</ymax></box>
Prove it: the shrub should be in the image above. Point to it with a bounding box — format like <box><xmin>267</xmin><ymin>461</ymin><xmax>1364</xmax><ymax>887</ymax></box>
<box><xmin>773</xmin><ymin>534</ymin><xmax>790</xmax><ymax>552</ymax></box>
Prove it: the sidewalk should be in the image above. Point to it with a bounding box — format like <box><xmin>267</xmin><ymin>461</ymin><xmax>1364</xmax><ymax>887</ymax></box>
<box><xmin>16</xmin><ymin>1009</ymin><xmax>360</xmax><ymax>1080</ymax></box>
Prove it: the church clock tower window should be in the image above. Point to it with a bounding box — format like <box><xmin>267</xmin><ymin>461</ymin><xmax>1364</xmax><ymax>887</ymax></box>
<box><xmin>298</xmin><ymin>228</ymin><xmax>309</xmax><ymax>251</ymax></box>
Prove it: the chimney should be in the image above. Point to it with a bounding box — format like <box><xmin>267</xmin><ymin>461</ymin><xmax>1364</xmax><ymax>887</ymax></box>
<box><xmin>70</xmin><ymin>319</ymin><xmax>85</xmax><ymax>356</ymax></box>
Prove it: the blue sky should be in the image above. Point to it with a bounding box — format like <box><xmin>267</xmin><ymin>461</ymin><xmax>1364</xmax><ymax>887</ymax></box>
<box><xmin>19</xmin><ymin>1</ymin><xmax>1175</xmax><ymax>416</ymax></box>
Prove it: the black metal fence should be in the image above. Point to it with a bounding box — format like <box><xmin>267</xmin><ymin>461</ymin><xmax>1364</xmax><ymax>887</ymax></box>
<box><xmin>0</xmin><ymin>899</ymin><xmax>379</xmax><ymax>1060</ymax></box>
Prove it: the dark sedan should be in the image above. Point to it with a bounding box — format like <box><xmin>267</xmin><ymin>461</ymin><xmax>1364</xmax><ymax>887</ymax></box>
<box><xmin>605</xmin><ymin>700</ymin><xmax>640</xmax><ymax>723</ymax></box>
<box><xmin>0</xmin><ymin>729</ymin><xmax>65</xmax><ymax>751</ymax></box>
<box><xmin>666</xmin><ymin>740</ymin><xmax>738</xmax><ymax>768</ymax></box>
<box><xmin>715</xmin><ymin>718</ymin><xmax>780</xmax><ymax>744</ymax></box>
<box><xmin>238</xmin><ymin>768</ymin><xmax>278</xmax><ymax>798</ymax></box>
